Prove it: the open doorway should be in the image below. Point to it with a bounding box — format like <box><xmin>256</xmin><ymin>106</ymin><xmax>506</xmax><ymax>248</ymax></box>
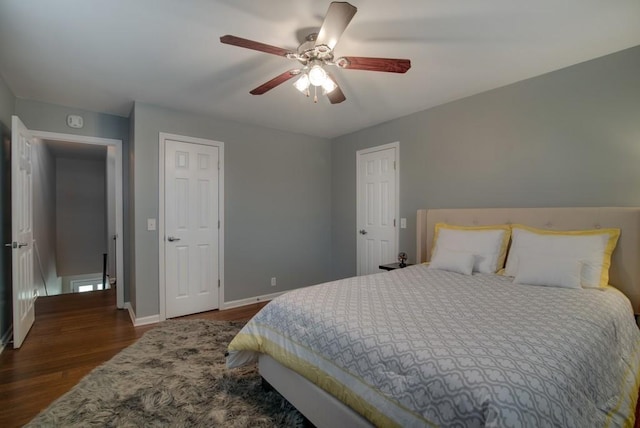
<box><xmin>32</xmin><ymin>139</ymin><xmax>108</xmax><ymax>296</ymax></box>
<box><xmin>29</xmin><ymin>131</ymin><xmax>124</xmax><ymax>308</ymax></box>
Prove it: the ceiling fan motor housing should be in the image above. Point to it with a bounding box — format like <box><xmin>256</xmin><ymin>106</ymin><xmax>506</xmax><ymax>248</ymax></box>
<box><xmin>296</xmin><ymin>33</ymin><xmax>334</xmax><ymax>65</ymax></box>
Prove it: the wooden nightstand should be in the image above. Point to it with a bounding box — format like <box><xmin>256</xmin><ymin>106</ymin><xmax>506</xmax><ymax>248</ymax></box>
<box><xmin>379</xmin><ymin>263</ymin><xmax>413</xmax><ymax>271</ymax></box>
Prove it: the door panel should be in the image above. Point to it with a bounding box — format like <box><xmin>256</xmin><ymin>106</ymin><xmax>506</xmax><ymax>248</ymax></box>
<box><xmin>165</xmin><ymin>139</ymin><xmax>219</xmax><ymax>318</ymax></box>
<box><xmin>11</xmin><ymin>116</ymin><xmax>35</xmax><ymax>348</ymax></box>
<box><xmin>357</xmin><ymin>146</ymin><xmax>398</xmax><ymax>275</ymax></box>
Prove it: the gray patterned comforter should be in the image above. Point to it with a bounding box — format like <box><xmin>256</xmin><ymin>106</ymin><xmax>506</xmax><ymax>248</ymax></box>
<box><xmin>227</xmin><ymin>265</ymin><xmax>640</xmax><ymax>427</ymax></box>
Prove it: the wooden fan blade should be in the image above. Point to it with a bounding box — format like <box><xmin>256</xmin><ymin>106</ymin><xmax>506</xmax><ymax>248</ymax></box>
<box><xmin>220</xmin><ymin>35</ymin><xmax>292</xmax><ymax>57</ymax></box>
<box><xmin>249</xmin><ymin>70</ymin><xmax>298</xmax><ymax>95</ymax></box>
<box><xmin>315</xmin><ymin>2</ymin><xmax>357</xmax><ymax>50</ymax></box>
<box><xmin>325</xmin><ymin>73</ymin><xmax>346</xmax><ymax>104</ymax></box>
<box><xmin>340</xmin><ymin>57</ymin><xmax>411</xmax><ymax>73</ymax></box>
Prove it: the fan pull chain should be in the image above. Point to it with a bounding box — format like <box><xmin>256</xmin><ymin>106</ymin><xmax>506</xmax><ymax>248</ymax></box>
<box><xmin>313</xmin><ymin>86</ymin><xmax>318</xmax><ymax>103</ymax></box>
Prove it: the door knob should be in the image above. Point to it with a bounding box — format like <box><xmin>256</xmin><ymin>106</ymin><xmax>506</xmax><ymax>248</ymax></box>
<box><xmin>4</xmin><ymin>242</ymin><xmax>27</xmax><ymax>248</ymax></box>
<box><xmin>359</xmin><ymin>229</ymin><xmax>368</xmax><ymax>235</ymax></box>
<box><xmin>167</xmin><ymin>236</ymin><xmax>181</xmax><ymax>242</ymax></box>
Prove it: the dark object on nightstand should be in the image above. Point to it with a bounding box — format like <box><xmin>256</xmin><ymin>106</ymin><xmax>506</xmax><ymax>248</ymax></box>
<box><xmin>398</xmin><ymin>251</ymin><xmax>408</xmax><ymax>267</ymax></box>
<box><xmin>379</xmin><ymin>262</ymin><xmax>413</xmax><ymax>271</ymax></box>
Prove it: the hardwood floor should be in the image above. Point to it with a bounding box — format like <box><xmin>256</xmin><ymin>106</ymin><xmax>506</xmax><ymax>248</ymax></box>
<box><xmin>0</xmin><ymin>288</ymin><xmax>267</xmax><ymax>428</ymax></box>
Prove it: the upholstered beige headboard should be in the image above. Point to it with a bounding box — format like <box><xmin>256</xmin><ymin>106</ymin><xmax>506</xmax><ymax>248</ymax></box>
<box><xmin>416</xmin><ymin>207</ymin><xmax>640</xmax><ymax>310</ymax></box>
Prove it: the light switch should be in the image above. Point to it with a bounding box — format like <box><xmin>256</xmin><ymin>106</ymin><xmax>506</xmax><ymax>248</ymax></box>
<box><xmin>147</xmin><ymin>218</ymin><xmax>156</xmax><ymax>231</ymax></box>
<box><xmin>400</xmin><ymin>218</ymin><xmax>407</xmax><ymax>229</ymax></box>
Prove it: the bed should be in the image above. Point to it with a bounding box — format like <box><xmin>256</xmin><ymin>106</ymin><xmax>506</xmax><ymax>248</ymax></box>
<box><xmin>227</xmin><ymin>207</ymin><xmax>640</xmax><ymax>427</ymax></box>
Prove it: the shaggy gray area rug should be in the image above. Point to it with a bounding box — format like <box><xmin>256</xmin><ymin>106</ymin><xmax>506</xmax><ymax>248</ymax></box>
<box><xmin>27</xmin><ymin>319</ymin><xmax>305</xmax><ymax>427</ymax></box>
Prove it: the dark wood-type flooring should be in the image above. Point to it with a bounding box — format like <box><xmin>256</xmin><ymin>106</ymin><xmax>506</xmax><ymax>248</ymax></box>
<box><xmin>0</xmin><ymin>288</ymin><xmax>267</xmax><ymax>427</ymax></box>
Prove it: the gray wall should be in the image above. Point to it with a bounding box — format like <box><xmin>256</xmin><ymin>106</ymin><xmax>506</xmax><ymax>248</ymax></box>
<box><xmin>15</xmin><ymin>99</ymin><xmax>129</xmax><ymax>142</ymax></box>
<box><xmin>131</xmin><ymin>103</ymin><xmax>332</xmax><ymax>318</ymax></box>
<box><xmin>32</xmin><ymin>141</ymin><xmax>59</xmax><ymax>295</ymax></box>
<box><xmin>331</xmin><ymin>45</ymin><xmax>640</xmax><ymax>279</ymax></box>
<box><xmin>0</xmin><ymin>75</ymin><xmax>14</xmax><ymax>343</ymax></box>
<box><xmin>55</xmin><ymin>157</ymin><xmax>107</xmax><ymax>277</ymax></box>
<box><xmin>14</xmin><ymin>99</ymin><xmax>131</xmax><ymax>299</ymax></box>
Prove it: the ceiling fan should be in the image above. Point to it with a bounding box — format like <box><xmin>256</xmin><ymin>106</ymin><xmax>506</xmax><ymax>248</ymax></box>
<box><xmin>220</xmin><ymin>1</ymin><xmax>411</xmax><ymax>104</ymax></box>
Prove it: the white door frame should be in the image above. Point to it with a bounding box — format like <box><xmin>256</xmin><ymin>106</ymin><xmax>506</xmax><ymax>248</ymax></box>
<box><xmin>356</xmin><ymin>141</ymin><xmax>400</xmax><ymax>275</ymax></box>
<box><xmin>30</xmin><ymin>130</ymin><xmax>125</xmax><ymax>309</ymax></box>
<box><xmin>158</xmin><ymin>132</ymin><xmax>224</xmax><ymax>321</ymax></box>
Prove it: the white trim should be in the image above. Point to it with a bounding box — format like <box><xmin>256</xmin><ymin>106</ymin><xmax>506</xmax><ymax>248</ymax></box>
<box><xmin>121</xmin><ymin>288</ymin><xmax>282</xmax><ymax>326</ymax></box>
<box><xmin>125</xmin><ymin>302</ymin><xmax>135</xmax><ymax>324</ymax></box>
<box><xmin>29</xmin><ymin>131</ymin><xmax>118</xmax><ymax>146</ymax></box>
<box><xmin>356</xmin><ymin>141</ymin><xmax>400</xmax><ymax>276</ymax></box>
<box><xmin>158</xmin><ymin>132</ymin><xmax>225</xmax><ymax>321</ymax></box>
<box><xmin>125</xmin><ymin>302</ymin><xmax>161</xmax><ymax>327</ymax></box>
<box><xmin>30</xmin><ymin>130</ymin><xmax>125</xmax><ymax>309</ymax></box>
<box><xmin>0</xmin><ymin>325</ymin><xmax>13</xmax><ymax>355</ymax></box>
<box><xmin>221</xmin><ymin>290</ymin><xmax>287</xmax><ymax>310</ymax></box>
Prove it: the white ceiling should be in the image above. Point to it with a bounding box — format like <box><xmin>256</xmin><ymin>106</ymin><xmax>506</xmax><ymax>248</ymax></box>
<box><xmin>1</xmin><ymin>0</ymin><xmax>639</xmax><ymax>139</ymax></box>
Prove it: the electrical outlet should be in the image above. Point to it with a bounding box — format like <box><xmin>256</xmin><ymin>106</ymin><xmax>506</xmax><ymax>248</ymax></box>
<box><xmin>271</xmin><ymin>277</ymin><xmax>277</xmax><ymax>287</ymax></box>
<box><xmin>400</xmin><ymin>218</ymin><xmax>407</xmax><ymax>229</ymax></box>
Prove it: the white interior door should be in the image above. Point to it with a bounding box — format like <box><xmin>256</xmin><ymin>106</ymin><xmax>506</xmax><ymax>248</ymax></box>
<box><xmin>164</xmin><ymin>139</ymin><xmax>220</xmax><ymax>318</ymax></box>
<box><xmin>11</xmin><ymin>116</ymin><xmax>35</xmax><ymax>348</ymax></box>
<box><xmin>357</xmin><ymin>144</ymin><xmax>398</xmax><ymax>275</ymax></box>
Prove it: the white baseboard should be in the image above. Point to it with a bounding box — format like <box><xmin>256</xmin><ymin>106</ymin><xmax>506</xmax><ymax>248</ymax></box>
<box><xmin>122</xmin><ymin>290</ymin><xmax>284</xmax><ymax>326</ymax></box>
<box><xmin>222</xmin><ymin>290</ymin><xmax>287</xmax><ymax>310</ymax></box>
<box><xmin>0</xmin><ymin>326</ymin><xmax>13</xmax><ymax>355</ymax></box>
<box><xmin>124</xmin><ymin>302</ymin><xmax>161</xmax><ymax>327</ymax></box>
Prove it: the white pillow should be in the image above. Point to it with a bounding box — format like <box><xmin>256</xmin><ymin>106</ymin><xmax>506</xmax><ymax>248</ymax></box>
<box><xmin>431</xmin><ymin>224</ymin><xmax>511</xmax><ymax>274</ymax></box>
<box><xmin>428</xmin><ymin>248</ymin><xmax>475</xmax><ymax>275</ymax></box>
<box><xmin>513</xmin><ymin>255</ymin><xmax>582</xmax><ymax>289</ymax></box>
<box><xmin>504</xmin><ymin>225</ymin><xmax>620</xmax><ymax>288</ymax></box>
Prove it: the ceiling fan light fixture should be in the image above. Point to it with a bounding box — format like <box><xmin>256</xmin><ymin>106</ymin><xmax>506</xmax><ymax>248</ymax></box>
<box><xmin>308</xmin><ymin>64</ymin><xmax>327</xmax><ymax>87</ymax></box>
<box><xmin>221</xmin><ymin>2</ymin><xmax>411</xmax><ymax>104</ymax></box>
<box><xmin>322</xmin><ymin>77</ymin><xmax>337</xmax><ymax>94</ymax></box>
<box><xmin>293</xmin><ymin>73</ymin><xmax>310</xmax><ymax>93</ymax></box>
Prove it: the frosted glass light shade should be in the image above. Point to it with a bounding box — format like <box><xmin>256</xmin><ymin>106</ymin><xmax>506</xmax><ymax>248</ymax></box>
<box><xmin>322</xmin><ymin>77</ymin><xmax>337</xmax><ymax>94</ymax></box>
<box><xmin>308</xmin><ymin>65</ymin><xmax>327</xmax><ymax>86</ymax></box>
<box><xmin>293</xmin><ymin>74</ymin><xmax>310</xmax><ymax>93</ymax></box>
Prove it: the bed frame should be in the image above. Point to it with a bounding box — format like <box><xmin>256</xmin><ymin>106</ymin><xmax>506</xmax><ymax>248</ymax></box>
<box><xmin>260</xmin><ymin>207</ymin><xmax>640</xmax><ymax>427</ymax></box>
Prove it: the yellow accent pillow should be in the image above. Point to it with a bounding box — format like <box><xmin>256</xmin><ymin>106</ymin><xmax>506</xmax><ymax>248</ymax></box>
<box><xmin>432</xmin><ymin>223</ymin><xmax>512</xmax><ymax>273</ymax></box>
<box><xmin>504</xmin><ymin>224</ymin><xmax>620</xmax><ymax>288</ymax></box>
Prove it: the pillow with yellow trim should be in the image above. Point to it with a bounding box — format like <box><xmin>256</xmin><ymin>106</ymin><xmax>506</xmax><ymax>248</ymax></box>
<box><xmin>504</xmin><ymin>224</ymin><xmax>620</xmax><ymax>288</ymax></box>
<box><xmin>431</xmin><ymin>223</ymin><xmax>511</xmax><ymax>274</ymax></box>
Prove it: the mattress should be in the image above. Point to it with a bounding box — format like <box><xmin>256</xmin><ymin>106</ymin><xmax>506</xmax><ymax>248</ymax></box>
<box><xmin>227</xmin><ymin>265</ymin><xmax>640</xmax><ymax>427</ymax></box>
